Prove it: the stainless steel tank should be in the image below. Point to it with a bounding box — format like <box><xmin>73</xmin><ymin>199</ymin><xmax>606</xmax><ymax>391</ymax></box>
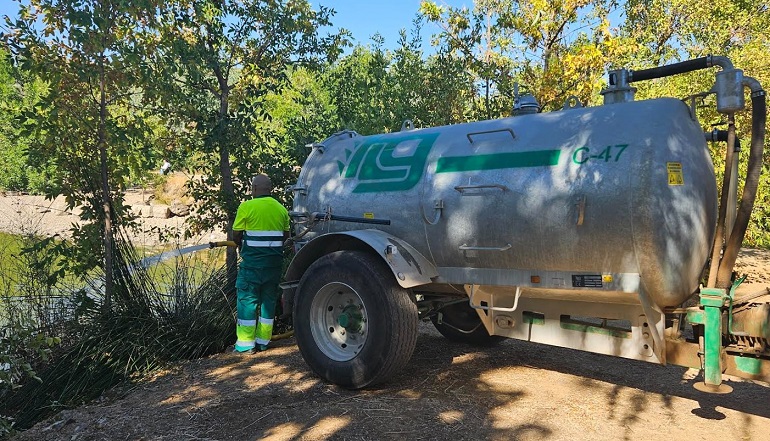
<box><xmin>293</xmin><ymin>97</ymin><xmax>717</xmax><ymax>308</ymax></box>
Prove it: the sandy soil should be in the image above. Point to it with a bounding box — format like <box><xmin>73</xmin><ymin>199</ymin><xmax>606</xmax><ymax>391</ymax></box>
<box><xmin>4</xmin><ymin>193</ymin><xmax>770</xmax><ymax>441</ymax></box>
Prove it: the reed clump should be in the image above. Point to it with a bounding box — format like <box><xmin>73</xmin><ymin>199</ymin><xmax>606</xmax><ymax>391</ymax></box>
<box><xmin>2</xmin><ymin>230</ymin><xmax>235</xmax><ymax>433</ymax></box>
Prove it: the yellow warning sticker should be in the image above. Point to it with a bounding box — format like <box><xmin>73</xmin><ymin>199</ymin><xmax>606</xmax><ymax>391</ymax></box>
<box><xmin>667</xmin><ymin>162</ymin><xmax>684</xmax><ymax>186</ymax></box>
<box><xmin>602</xmin><ymin>274</ymin><xmax>613</xmax><ymax>283</ymax></box>
<box><xmin>363</xmin><ymin>212</ymin><xmax>374</xmax><ymax>219</ymax></box>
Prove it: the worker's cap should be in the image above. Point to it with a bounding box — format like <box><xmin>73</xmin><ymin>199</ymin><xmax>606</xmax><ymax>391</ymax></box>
<box><xmin>251</xmin><ymin>174</ymin><xmax>272</xmax><ymax>195</ymax></box>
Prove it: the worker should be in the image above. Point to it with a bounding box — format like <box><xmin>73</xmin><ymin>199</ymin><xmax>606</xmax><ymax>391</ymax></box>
<box><xmin>232</xmin><ymin>174</ymin><xmax>290</xmax><ymax>353</ymax></box>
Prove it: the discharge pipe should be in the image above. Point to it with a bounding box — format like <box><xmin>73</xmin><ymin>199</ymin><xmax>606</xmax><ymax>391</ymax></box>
<box><xmin>706</xmin><ymin>129</ymin><xmax>741</xmax><ymax>240</ymax></box>
<box><xmin>627</xmin><ymin>55</ymin><xmax>734</xmax><ymax>83</ymax></box>
<box><xmin>707</xmin><ymin>117</ymin><xmax>739</xmax><ymax>288</ymax></box>
<box><xmin>715</xmin><ymin>77</ymin><xmax>766</xmax><ymax>289</ymax></box>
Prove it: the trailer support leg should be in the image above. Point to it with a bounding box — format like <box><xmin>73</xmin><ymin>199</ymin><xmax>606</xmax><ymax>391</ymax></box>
<box><xmin>692</xmin><ymin>288</ymin><xmax>733</xmax><ymax>393</ymax></box>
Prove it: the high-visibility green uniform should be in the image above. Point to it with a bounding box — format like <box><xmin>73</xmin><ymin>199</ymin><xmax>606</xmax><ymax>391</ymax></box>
<box><xmin>232</xmin><ymin>195</ymin><xmax>289</xmax><ymax>352</ymax></box>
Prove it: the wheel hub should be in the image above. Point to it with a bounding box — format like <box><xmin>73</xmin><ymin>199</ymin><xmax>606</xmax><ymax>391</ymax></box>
<box><xmin>337</xmin><ymin>304</ymin><xmax>364</xmax><ymax>333</ymax></box>
<box><xmin>309</xmin><ymin>282</ymin><xmax>369</xmax><ymax>361</ymax></box>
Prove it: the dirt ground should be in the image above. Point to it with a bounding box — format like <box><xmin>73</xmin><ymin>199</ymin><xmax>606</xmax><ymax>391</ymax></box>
<box><xmin>4</xmin><ymin>193</ymin><xmax>770</xmax><ymax>441</ymax></box>
<box><xmin>11</xmin><ymin>320</ymin><xmax>770</xmax><ymax>441</ymax></box>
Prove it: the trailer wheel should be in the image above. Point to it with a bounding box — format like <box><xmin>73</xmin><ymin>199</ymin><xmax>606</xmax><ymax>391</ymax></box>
<box><xmin>431</xmin><ymin>301</ymin><xmax>504</xmax><ymax>346</ymax></box>
<box><xmin>293</xmin><ymin>250</ymin><xmax>418</xmax><ymax>389</ymax></box>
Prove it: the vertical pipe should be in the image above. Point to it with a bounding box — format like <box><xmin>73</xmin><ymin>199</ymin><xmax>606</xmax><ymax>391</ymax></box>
<box><xmin>707</xmin><ymin>114</ymin><xmax>737</xmax><ymax>287</ymax></box>
<box><xmin>724</xmin><ymin>119</ymin><xmax>738</xmax><ymax>242</ymax></box>
<box><xmin>715</xmin><ymin>80</ymin><xmax>766</xmax><ymax>288</ymax></box>
<box><xmin>726</xmin><ymin>145</ymin><xmax>739</xmax><ymax>236</ymax></box>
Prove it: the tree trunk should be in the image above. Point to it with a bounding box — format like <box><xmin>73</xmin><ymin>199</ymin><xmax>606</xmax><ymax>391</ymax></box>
<box><xmin>217</xmin><ymin>85</ymin><xmax>238</xmax><ymax>292</ymax></box>
<box><xmin>99</xmin><ymin>52</ymin><xmax>114</xmax><ymax>313</ymax></box>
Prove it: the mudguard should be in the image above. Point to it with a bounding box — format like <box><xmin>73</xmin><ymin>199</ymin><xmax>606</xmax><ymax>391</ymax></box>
<box><xmin>284</xmin><ymin>229</ymin><xmax>438</xmax><ymax>289</ymax></box>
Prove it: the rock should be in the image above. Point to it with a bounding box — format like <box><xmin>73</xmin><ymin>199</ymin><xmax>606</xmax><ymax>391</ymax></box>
<box><xmin>131</xmin><ymin>204</ymin><xmax>170</xmax><ymax>218</ymax></box>
<box><xmin>131</xmin><ymin>204</ymin><xmax>151</xmax><ymax>218</ymax></box>
<box><xmin>169</xmin><ymin>199</ymin><xmax>190</xmax><ymax>217</ymax></box>
<box><xmin>151</xmin><ymin>204</ymin><xmax>171</xmax><ymax>219</ymax></box>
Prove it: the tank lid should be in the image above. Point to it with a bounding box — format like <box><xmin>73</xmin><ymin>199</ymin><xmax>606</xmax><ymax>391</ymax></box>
<box><xmin>512</xmin><ymin>93</ymin><xmax>540</xmax><ymax>116</ymax></box>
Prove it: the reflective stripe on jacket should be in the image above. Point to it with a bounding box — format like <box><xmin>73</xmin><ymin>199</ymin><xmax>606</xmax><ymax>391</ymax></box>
<box><xmin>233</xmin><ymin>195</ymin><xmax>290</xmax><ymax>268</ymax></box>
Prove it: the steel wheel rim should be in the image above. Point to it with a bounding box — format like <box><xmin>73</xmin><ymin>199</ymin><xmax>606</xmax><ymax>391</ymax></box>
<box><xmin>309</xmin><ymin>282</ymin><xmax>369</xmax><ymax>361</ymax></box>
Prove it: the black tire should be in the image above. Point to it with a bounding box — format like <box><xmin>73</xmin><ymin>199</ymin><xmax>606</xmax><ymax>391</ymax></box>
<box><xmin>293</xmin><ymin>250</ymin><xmax>418</xmax><ymax>389</ymax></box>
<box><xmin>430</xmin><ymin>301</ymin><xmax>505</xmax><ymax>346</ymax></box>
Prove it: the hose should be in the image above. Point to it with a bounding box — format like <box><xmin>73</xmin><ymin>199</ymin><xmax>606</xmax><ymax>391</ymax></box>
<box><xmin>312</xmin><ymin>212</ymin><xmax>391</xmax><ymax>225</ymax></box>
<box><xmin>628</xmin><ymin>55</ymin><xmax>734</xmax><ymax>83</ymax></box>
<box><xmin>630</xmin><ymin>57</ymin><xmax>710</xmax><ymax>83</ymax></box>
<box><xmin>272</xmin><ymin>330</ymin><xmax>294</xmax><ymax>341</ymax></box>
<box><xmin>715</xmin><ymin>78</ymin><xmax>766</xmax><ymax>288</ymax></box>
<box><xmin>209</xmin><ymin>240</ymin><xmax>237</xmax><ymax>248</ymax></box>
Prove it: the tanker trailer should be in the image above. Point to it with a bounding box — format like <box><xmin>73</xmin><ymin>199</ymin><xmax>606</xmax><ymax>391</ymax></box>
<box><xmin>283</xmin><ymin>55</ymin><xmax>769</xmax><ymax>392</ymax></box>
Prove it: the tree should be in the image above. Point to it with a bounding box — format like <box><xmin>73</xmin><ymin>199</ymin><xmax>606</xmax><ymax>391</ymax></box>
<box><xmin>421</xmin><ymin>0</ymin><xmax>629</xmax><ymax>115</ymax></box>
<box><xmin>6</xmin><ymin>0</ymin><xmax>159</xmax><ymax>308</ymax></box>
<box><xmin>141</xmin><ymin>0</ymin><xmax>348</xmax><ymax>278</ymax></box>
<box><xmin>261</xmin><ymin>66</ymin><xmax>339</xmax><ymax>203</ymax></box>
<box><xmin>325</xmin><ymin>41</ymin><xmax>394</xmax><ymax>135</ymax></box>
<box><xmin>420</xmin><ymin>0</ymin><xmax>516</xmax><ymax>119</ymax></box>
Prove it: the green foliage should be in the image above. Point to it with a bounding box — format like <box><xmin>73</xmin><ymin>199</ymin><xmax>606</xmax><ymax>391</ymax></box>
<box><xmin>0</xmin><ymin>322</ymin><xmax>60</xmax><ymax>437</ymax></box>
<box><xmin>420</xmin><ymin>0</ymin><xmax>623</xmax><ymax>115</ymax></box>
<box><xmin>0</xmin><ymin>50</ymin><xmax>25</xmax><ymax>193</ymax></box>
<box><xmin>0</xmin><ymin>323</ymin><xmax>60</xmax><ymax>396</ymax></box>
<box><xmin>260</xmin><ymin>66</ymin><xmax>340</xmax><ymax>205</ymax></box>
<box><xmin>3</xmin><ymin>231</ymin><xmax>235</xmax><ymax>431</ymax></box>
<box><xmin>323</xmin><ymin>24</ymin><xmax>477</xmax><ymax>135</ymax></box>
<box><xmin>0</xmin><ymin>231</ymin><xmax>65</xmax><ymax>437</ymax></box>
<box><xmin>0</xmin><ymin>48</ymin><xmax>48</xmax><ymax>194</ymax></box>
<box><xmin>325</xmin><ymin>42</ymin><xmax>394</xmax><ymax>134</ymax></box>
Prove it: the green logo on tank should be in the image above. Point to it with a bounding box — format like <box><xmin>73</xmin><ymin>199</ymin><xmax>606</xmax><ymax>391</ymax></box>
<box><xmin>339</xmin><ymin>132</ymin><xmax>439</xmax><ymax>193</ymax></box>
<box><xmin>338</xmin><ymin>131</ymin><xmax>564</xmax><ymax>193</ymax></box>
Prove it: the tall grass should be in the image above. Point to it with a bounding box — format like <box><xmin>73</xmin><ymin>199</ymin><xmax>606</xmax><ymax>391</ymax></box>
<box><xmin>2</xmin><ymin>229</ymin><xmax>236</xmax><ymax>432</ymax></box>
